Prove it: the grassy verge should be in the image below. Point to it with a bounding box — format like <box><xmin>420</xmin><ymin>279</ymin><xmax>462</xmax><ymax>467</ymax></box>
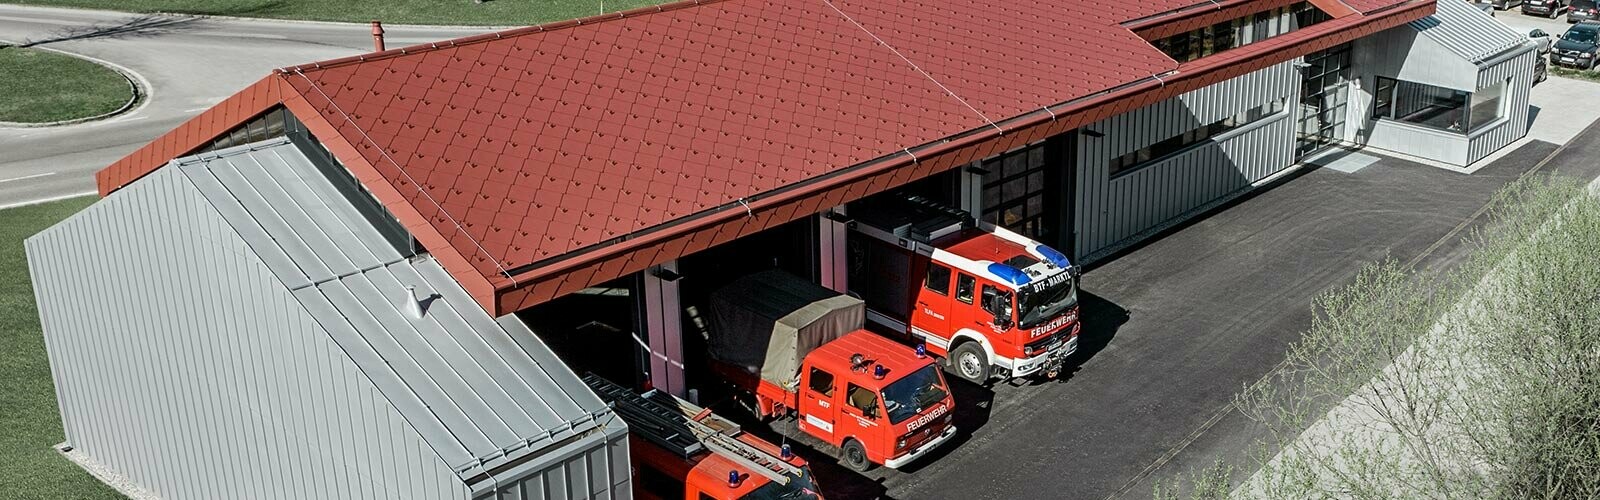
<box><xmin>0</xmin><ymin>46</ymin><xmax>132</xmax><ymax>124</ymax></box>
<box><xmin>1551</xmin><ymin>66</ymin><xmax>1600</xmax><ymax>84</ymax></box>
<box><xmin>0</xmin><ymin>0</ymin><xmax>673</xmax><ymax>25</ymax></box>
<box><xmin>0</xmin><ymin>197</ymin><xmax>124</xmax><ymax>499</ymax></box>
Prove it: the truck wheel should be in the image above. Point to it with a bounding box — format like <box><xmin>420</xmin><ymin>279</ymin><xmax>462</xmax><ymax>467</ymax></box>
<box><xmin>841</xmin><ymin>439</ymin><xmax>874</xmax><ymax>472</ymax></box>
<box><xmin>948</xmin><ymin>342</ymin><xmax>991</xmax><ymax>384</ymax></box>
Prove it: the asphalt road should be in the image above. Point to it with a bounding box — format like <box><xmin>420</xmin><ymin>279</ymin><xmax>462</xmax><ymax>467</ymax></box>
<box><xmin>0</xmin><ymin>5</ymin><xmax>492</xmax><ymax>208</ymax></box>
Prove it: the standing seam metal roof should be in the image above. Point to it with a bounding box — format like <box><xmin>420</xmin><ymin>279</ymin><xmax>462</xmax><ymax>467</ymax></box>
<box><xmin>1409</xmin><ymin>0</ymin><xmax>1526</xmax><ymax>63</ymax></box>
<box><xmin>177</xmin><ymin>139</ymin><xmax>613</xmax><ymax>481</ymax></box>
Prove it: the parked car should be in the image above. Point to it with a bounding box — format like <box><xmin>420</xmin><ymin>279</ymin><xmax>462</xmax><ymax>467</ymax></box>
<box><xmin>1494</xmin><ymin>0</ymin><xmax>1525</xmax><ymax>8</ymax></box>
<box><xmin>1525</xmin><ymin>0</ymin><xmax>1569</xmax><ymax>18</ymax></box>
<box><xmin>1569</xmin><ymin>0</ymin><xmax>1599</xmax><ymax>22</ymax></box>
<box><xmin>1536</xmin><ymin>56</ymin><xmax>1550</xmax><ymax>84</ymax></box>
<box><xmin>1552</xmin><ymin>21</ymin><xmax>1600</xmax><ymax>69</ymax></box>
<box><xmin>1473</xmin><ymin>0</ymin><xmax>1498</xmax><ymax>15</ymax></box>
<box><xmin>1531</xmin><ymin>29</ymin><xmax>1554</xmax><ymax>54</ymax></box>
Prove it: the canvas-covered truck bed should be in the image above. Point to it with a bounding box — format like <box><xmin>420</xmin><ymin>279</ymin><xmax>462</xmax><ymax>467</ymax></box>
<box><xmin>706</xmin><ymin>270</ymin><xmax>866</xmax><ymax>389</ymax></box>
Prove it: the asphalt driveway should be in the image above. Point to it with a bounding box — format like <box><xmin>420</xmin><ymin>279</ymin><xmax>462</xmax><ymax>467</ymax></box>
<box><xmin>772</xmin><ymin>120</ymin><xmax>1600</xmax><ymax>499</ymax></box>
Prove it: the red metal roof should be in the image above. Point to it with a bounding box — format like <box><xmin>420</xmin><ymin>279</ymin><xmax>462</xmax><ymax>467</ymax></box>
<box><xmin>97</xmin><ymin>0</ymin><xmax>1435</xmax><ymax>315</ymax></box>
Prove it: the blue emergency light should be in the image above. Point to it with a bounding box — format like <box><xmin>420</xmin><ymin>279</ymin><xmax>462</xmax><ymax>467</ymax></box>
<box><xmin>986</xmin><ymin>263</ymin><xmax>1031</xmax><ymax>286</ymax></box>
<box><xmin>873</xmin><ymin>364</ymin><xmax>888</xmax><ymax>380</ymax></box>
<box><xmin>1037</xmin><ymin>244</ymin><xmax>1071</xmax><ymax>269</ymax></box>
<box><xmin>915</xmin><ymin>343</ymin><xmax>927</xmax><ymax>359</ymax></box>
<box><xmin>781</xmin><ymin>443</ymin><xmax>794</xmax><ymax>460</ymax></box>
<box><xmin>728</xmin><ymin>471</ymin><xmax>741</xmax><ymax>488</ymax></box>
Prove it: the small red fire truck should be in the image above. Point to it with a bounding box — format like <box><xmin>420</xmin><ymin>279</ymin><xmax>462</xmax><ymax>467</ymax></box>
<box><xmin>583</xmin><ymin>374</ymin><xmax>823</xmax><ymax>500</ymax></box>
<box><xmin>705</xmin><ymin>270</ymin><xmax>958</xmax><ymax>472</ymax></box>
<box><xmin>845</xmin><ymin>194</ymin><xmax>1082</xmax><ymax>384</ymax></box>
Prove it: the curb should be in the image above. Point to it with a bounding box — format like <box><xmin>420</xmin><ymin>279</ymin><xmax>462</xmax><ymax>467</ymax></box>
<box><xmin>0</xmin><ymin>43</ymin><xmax>147</xmax><ymax>128</ymax></box>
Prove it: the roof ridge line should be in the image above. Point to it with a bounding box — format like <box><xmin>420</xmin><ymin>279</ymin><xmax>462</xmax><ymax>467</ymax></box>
<box><xmin>816</xmin><ymin>0</ymin><xmax>1002</xmax><ymax>133</ymax></box>
<box><xmin>279</xmin><ymin>0</ymin><xmax>743</xmax><ymax>74</ymax></box>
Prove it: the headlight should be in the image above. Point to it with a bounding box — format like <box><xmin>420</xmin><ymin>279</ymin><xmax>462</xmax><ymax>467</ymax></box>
<box><xmin>897</xmin><ymin>437</ymin><xmax>907</xmax><ymax>449</ymax></box>
<box><xmin>1024</xmin><ymin>345</ymin><xmax>1036</xmax><ymax>356</ymax></box>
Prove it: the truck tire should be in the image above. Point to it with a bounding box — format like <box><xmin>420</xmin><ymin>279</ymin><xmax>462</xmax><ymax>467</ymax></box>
<box><xmin>841</xmin><ymin>438</ymin><xmax>874</xmax><ymax>472</ymax></box>
<box><xmin>948</xmin><ymin>342</ymin><xmax>991</xmax><ymax>384</ymax></box>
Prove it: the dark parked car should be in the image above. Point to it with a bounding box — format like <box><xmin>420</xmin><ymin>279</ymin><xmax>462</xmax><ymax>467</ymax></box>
<box><xmin>1494</xmin><ymin>0</ymin><xmax>1524</xmax><ymax>8</ymax></box>
<box><xmin>1552</xmin><ymin>21</ymin><xmax>1600</xmax><ymax>69</ymax></box>
<box><xmin>1536</xmin><ymin>56</ymin><xmax>1549</xmax><ymax>84</ymax></box>
<box><xmin>1570</xmin><ymin>0</ymin><xmax>1599</xmax><ymax>22</ymax></box>
<box><xmin>1525</xmin><ymin>0</ymin><xmax>1569</xmax><ymax>17</ymax></box>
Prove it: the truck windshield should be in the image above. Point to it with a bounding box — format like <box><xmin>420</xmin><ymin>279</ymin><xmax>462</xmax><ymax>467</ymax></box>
<box><xmin>1017</xmin><ymin>274</ymin><xmax>1078</xmax><ymax>329</ymax></box>
<box><xmin>881</xmin><ymin>365</ymin><xmax>949</xmax><ymax>424</ymax></box>
<box><xmin>739</xmin><ymin>467</ymin><xmax>820</xmax><ymax>500</ymax></box>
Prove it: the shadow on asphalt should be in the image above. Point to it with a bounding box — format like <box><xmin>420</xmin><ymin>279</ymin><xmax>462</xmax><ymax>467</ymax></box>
<box><xmin>1080</xmin><ymin>161</ymin><xmax>1324</xmax><ymax>274</ymax></box>
<box><xmin>22</xmin><ymin>14</ymin><xmax>204</xmax><ymax>47</ymax></box>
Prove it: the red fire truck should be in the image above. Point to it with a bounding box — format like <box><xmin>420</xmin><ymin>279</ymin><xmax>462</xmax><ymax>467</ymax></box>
<box><xmin>705</xmin><ymin>270</ymin><xmax>958</xmax><ymax>472</ymax></box>
<box><xmin>583</xmin><ymin>374</ymin><xmax>823</xmax><ymax>500</ymax></box>
<box><xmin>845</xmin><ymin>194</ymin><xmax>1082</xmax><ymax>384</ymax></box>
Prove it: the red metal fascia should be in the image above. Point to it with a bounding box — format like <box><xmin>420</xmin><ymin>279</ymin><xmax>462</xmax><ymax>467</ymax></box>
<box><xmin>1133</xmin><ymin>0</ymin><xmax>1308</xmax><ymax>41</ymax></box>
<box><xmin>279</xmin><ymin>70</ymin><xmax>502</xmax><ymax>312</ymax></box>
<box><xmin>97</xmin><ymin>75</ymin><xmax>286</xmax><ymax>195</ymax></box>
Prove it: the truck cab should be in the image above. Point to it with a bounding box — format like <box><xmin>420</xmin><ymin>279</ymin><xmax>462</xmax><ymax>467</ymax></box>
<box><xmin>846</xmin><ymin>194</ymin><xmax>1082</xmax><ymax>383</ymax></box>
<box><xmin>793</xmin><ymin>330</ymin><xmax>957</xmax><ymax>471</ymax></box>
<box><xmin>703</xmin><ymin>271</ymin><xmax>957</xmax><ymax>472</ymax></box>
<box><xmin>583</xmin><ymin>374</ymin><xmax>823</xmax><ymax>500</ymax></box>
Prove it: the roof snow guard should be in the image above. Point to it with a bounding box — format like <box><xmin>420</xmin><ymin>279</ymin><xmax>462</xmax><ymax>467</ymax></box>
<box><xmin>96</xmin><ymin>0</ymin><xmax>1435</xmax><ymax>316</ymax></box>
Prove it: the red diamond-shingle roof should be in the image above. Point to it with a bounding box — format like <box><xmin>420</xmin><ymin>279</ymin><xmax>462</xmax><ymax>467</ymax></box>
<box><xmin>97</xmin><ymin>0</ymin><xmax>1435</xmax><ymax>315</ymax></box>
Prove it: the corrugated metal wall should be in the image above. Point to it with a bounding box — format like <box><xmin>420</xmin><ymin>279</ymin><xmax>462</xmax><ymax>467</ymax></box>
<box><xmin>1074</xmin><ymin>60</ymin><xmax>1300</xmax><ymax>259</ymax></box>
<box><xmin>1466</xmin><ymin>48</ymin><xmax>1535</xmax><ymax>165</ymax></box>
<box><xmin>26</xmin><ymin>168</ymin><xmax>468</xmax><ymax>500</ymax></box>
<box><xmin>472</xmin><ymin>424</ymin><xmax>631</xmax><ymax>500</ymax></box>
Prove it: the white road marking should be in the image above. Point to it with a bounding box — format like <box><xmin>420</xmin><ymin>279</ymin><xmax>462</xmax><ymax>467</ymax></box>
<box><xmin>0</xmin><ymin>172</ymin><xmax>55</xmax><ymax>184</ymax></box>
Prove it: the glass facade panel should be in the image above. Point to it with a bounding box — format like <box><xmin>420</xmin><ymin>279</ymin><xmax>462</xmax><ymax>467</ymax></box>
<box><xmin>1469</xmin><ymin>79</ymin><xmax>1508</xmax><ymax>131</ymax></box>
<box><xmin>1156</xmin><ymin>2</ymin><xmax>1329</xmax><ymax>62</ymax></box>
<box><xmin>1373</xmin><ymin>77</ymin><xmax>1472</xmax><ymax>133</ymax></box>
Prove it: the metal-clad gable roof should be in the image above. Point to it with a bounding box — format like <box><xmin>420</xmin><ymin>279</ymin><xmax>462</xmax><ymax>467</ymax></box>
<box><xmin>295</xmin><ymin>256</ymin><xmax>609</xmax><ymax>480</ymax></box>
<box><xmin>1409</xmin><ymin>0</ymin><xmax>1525</xmax><ymax>63</ymax></box>
<box><xmin>176</xmin><ymin>139</ymin><xmax>614</xmax><ymax>482</ymax></box>
<box><xmin>179</xmin><ymin>139</ymin><xmax>406</xmax><ymax>288</ymax></box>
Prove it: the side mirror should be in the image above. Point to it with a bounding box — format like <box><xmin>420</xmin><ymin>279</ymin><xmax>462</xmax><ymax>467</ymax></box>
<box><xmin>866</xmin><ymin>404</ymin><xmax>880</xmax><ymax>419</ymax></box>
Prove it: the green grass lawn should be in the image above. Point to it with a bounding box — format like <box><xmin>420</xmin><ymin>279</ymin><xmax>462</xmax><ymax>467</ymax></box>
<box><xmin>0</xmin><ymin>197</ymin><xmax>125</xmax><ymax>499</ymax></box>
<box><xmin>1551</xmin><ymin>66</ymin><xmax>1600</xmax><ymax>84</ymax></box>
<box><xmin>0</xmin><ymin>0</ymin><xmax>673</xmax><ymax>25</ymax></box>
<box><xmin>0</xmin><ymin>46</ymin><xmax>132</xmax><ymax>124</ymax></box>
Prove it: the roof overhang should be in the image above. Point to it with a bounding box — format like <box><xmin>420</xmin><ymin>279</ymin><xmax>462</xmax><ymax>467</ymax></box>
<box><xmin>95</xmin><ymin>0</ymin><xmax>1435</xmax><ymax>317</ymax></box>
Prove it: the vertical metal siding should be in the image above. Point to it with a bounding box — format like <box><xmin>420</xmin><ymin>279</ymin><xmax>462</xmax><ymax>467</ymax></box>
<box><xmin>473</xmin><ymin>425</ymin><xmax>632</xmax><ymax>500</ymax></box>
<box><xmin>1466</xmin><ymin>48</ymin><xmax>1535</xmax><ymax>165</ymax></box>
<box><xmin>1074</xmin><ymin>60</ymin><xmax>1301</xmax><ymax>259</ymax></box>
<box><xmin>26</xmin><ymin>168</ymin><xmax>468</xmax><ymax>500</ymax></box>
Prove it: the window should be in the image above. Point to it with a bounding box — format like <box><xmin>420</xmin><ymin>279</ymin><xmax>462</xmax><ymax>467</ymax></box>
<box><xmin>1469</xmin><ymin>79</ymin><xmax>1509</xmax><ymax>131</ymax></box>
<box><xmin>1372</xmin><ymin>77</ymin><xmax>1472</xmax><ymax>133</ymax></box>
<box><xmin>808</xmin><ymin>368</ymin><xmax>835</xmax><ymax>397</ymax></box>
<box><xmin>1154</xmin><ymin>2</ymin><xmax>1330</xmax><ymax>61</ymax></box>
<box><xmin>924</xmin><ymin>264</ymin><xmax>952</xmax><ymax>296</ymax></box>
<box><xmin>1108</xmin><ymin>98</ymin><xmax>1287</xmax><ymax>177</ymax></box>
<box><xmin>846</xmin><ymin>384</ymin><xmax>878</xmax><ymax>416</ymax></box>
<box><xmin>955</xmin><ymin>274</ymin><xmax>976</xmax><ymax>304</ymax></box>
<box><xmin>980</xmin><ymin>145</ymin><xmax>1050</xmax><ymax>240</ymax></box>
<box><xmin>980</xmin><ymin>284</ymin><xmax>1012</xmax><ymax>322</ymax></box>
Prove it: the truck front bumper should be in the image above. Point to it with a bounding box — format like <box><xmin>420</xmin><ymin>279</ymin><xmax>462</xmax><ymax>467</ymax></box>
<box><xmin>1007</xmin><ymin>334</ymin><xmax>1080</xmax><ymax>378</ymax></box>
<box><xmin>883</xmin><ymin>425</ymin><xmax>958</xmax><ymax>469</ymax></box>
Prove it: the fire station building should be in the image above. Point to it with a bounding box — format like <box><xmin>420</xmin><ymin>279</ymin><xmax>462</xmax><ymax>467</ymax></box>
<box><xmin>26</xmin><ymin>0</ymin><xmax>1533</xmax><ymax>498</ymax></box>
